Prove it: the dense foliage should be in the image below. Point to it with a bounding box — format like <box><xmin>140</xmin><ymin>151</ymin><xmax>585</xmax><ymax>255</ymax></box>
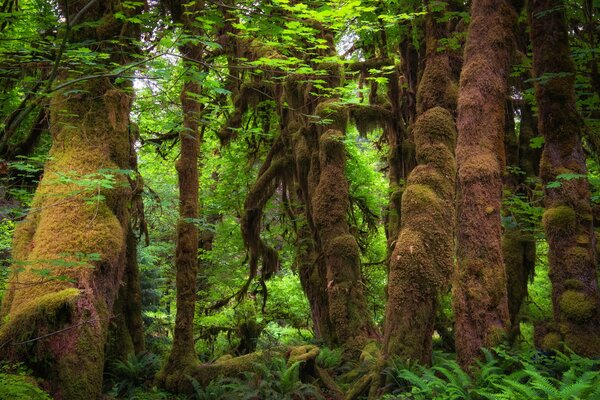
<box><xmin>0</xmin><ymin>0</ymin><xmax>599</xmax><ymax>399</ymax></box>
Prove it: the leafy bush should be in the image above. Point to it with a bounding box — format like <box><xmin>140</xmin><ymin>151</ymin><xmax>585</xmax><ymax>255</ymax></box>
<box><xmin>316</xmin><ymin>347</ymin><xmax>343</xmax><ymax>370</ymax></box>
<box><xmin>108</xmin><ymin>352</ymin><xmax>161</xmax><ymax>398</ymax></box>
<box><xmin>0</xmin><ymin>374</ymin><xmax>52</xmax><ymax>400</ymax></box>
<box><xmin>383</xmin><ymin>348</ymin><xmax>600</xmax><ymax>400</ymax></box>
<box><xmin>190</xmin><ymin>356</ymin><xmax>323</xmax><ymax>400</ymax></box>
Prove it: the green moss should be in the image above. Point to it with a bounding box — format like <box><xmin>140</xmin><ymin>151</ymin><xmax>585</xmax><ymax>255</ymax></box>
<box><xmin>566</xmin><ymin>246</ymin><xmax>591</xmax><ymax>268</ymax></box>
<box><xmin>541</xmin><ymin>332</ymin><xmax>562</xmax><ymax>351</ymax></box>
<box><xmin>359</xmin><ymin>341</ymin><xmax>380</xmax><ymax>367</ymax></box>
<box><xmin>542</xmin><ymin>205</ymin><xmax>577</xmax><ymax>237</ymax></box>
<box><xmin>575</xmin><ymin>234</ymin><xmax>591</xmax><ymax>245</ymax></box>
<box><xmin>564</xmin><ymin>279</ymin><xmax>584</xmax><ymax>290</ymax></box>
<box><xmin>458</xmin><ymin>153</ymin><xmax>500</xmax><ymax>183</ymax></box>
<box><xmin>314</xmin><ymin>99</ymin><xmax>348</xmax><ymax>132</ymax></box>
<box><xmin>563</xmin><ymin>330</ymin><xmax>600</xmax><ymax>357</ymax></box>
<box><xmin>0</xmin><ymin>288</ymin><xmax>79</xmax><ymax>346</ymax></box>
<box><xmin>413</xmin><ymin>107</ymin><xmax>456</xmax><ymax>151</ymax></box>
<box><xmin>0</xmin><ymin>374</ymin><xmax>52</xmax><ymax>400</ymax></box>
<box><xmin>288</xmin><ymin>345</ymin><xmax>319</xmax><ymax>364</ymax></box>
<box><xmin>401</xmin><ymin>184</ymin><xmax>442</xmax><ymax>215</ymax></box>
<box><xmin>559</xmin><ymin>290</ymin><xmax>595</xmax><ymax>323</ymax></box>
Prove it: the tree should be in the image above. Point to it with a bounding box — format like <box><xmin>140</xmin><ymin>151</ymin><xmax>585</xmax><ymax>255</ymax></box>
<box><xmin>453</xmin><ymin>0</ymin><xmax>518</xmax><ymax>367</ymax></box>
<box><xmin>0</xmin><ymin>0</ymin><xmax>144</xmax><ymax>397</ymax></box>
<box><xmin>382</xmin><ymin>2</ymin><xmax>457</xmax><ymax>365</ymax></box>
<box><xmin>529</xmin><ymin>0</ymin><xmax>600</xmax><ymax>355</ymax></box>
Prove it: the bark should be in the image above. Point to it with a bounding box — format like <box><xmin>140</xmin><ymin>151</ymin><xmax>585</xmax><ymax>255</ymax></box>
<box><xmin>529</xmin><ymin>0</ymin><xmax>600</xmax><ymax>355</ymax></box>
<box><xmin>503</xmin><ymin>97</ymin><xmax>538</xmax><ymax>340</ymax></box>
<box><xmin>453</xmin><ymin>0</ymin><xmax>517</xmax><ymax>367</ymax></box>
<box><xmin>155</xmin><ymin>42</ymin><xmax>203</xmax><ymax>387</ymax></box>
<box><xmin>383</xmin><ymin>7</ymin><xmax>457</xmax><ymax>365</ymax></box>
<box><xmin>0</xmin><ymin>2</ymin><xmax>142</xmax><ymax>397</ymax></box>
<box><xmin>0</xmin><ymin>79</ymin><xmax>135</xmax><ymax>399</ymax></box>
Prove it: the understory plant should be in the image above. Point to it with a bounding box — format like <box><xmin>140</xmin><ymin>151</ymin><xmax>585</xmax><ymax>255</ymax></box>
<box><xmin>383</xmin><ymin>348</ymin><xmax>600</xmax><ymax>400</ymax></box>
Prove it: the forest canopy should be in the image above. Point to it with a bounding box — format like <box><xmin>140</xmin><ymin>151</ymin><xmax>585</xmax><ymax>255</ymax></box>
<box><xmin>1</xmin><ymin>0</ymin><xmax>600</xmax><ymax>399</ymax></box>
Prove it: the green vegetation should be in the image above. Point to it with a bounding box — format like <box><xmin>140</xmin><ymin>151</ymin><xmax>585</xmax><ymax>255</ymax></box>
<box><xmin>0</xmin><ymin>0</ymin><xmax>600</xmax><ymax>399</ymax></box>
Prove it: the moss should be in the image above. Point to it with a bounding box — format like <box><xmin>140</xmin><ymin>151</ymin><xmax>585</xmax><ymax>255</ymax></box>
<box><xmin>562</xmin><ymin>330</ymin><xmax>600</xmax><ymax>357</ymax></box>
<box><xmin>541</xmin><ymin>332</ymin><xmax>562</xmax><ymax>351</ymax></box>
<box><xmin>359</xmin><ymin>341</ymin><xmax>380</xmax><ymax>367</ymax></box>
<box><xmin>559</xmin><ymin>290</ymin><xmax>595</xmax><ymax>323</ymax></box>
<box><xmin>542</xmin><ymin>205</ymin><xmax>577</xmax><ymax>237</ymax></box>
<box><xmin>575</xmin><ymin>234</ymin><xmax>591</xmax><ymax>245</ymax></box>
<box><xmin>0</xmin><ymin>374</ymin><xmax>52</xmax><ymax>400</ymax></box>
<box><xmin>564</xmin><ymin>279</ymin><xmax>584</xmax><ymax>290</ymax></box>
<box><xmin>288</xmin><ymin>345</ymin><xmax>319</xmax><ymax>364</ymax></box>
<box><xmin>485</xmin><ymin>325</ymin><xmax>507</xmax><ymax>348</ymax></box>
<box><xmin>314</xmin><ymin>99</ymin><xmax>348</xmax><ymax>132</ymax></box>
<box><xmin>457</xmin><ymin>153</ymin><xmax>500</xmax><ymax>183</ymax></box>
<box><xmin>401</xmin><ymin>184</ymin><xmax>443</xmax><ymax>216</ymax></box>
<box><xmin>413</xmin><ymin>107</ymin><xmax>456</xmax><ymax>151</ymax></box>
<box><xmin>0</xmin><ymin>288</ymin><xmax>80</xmax><ymax>347</ymax></box>
<box><xmin>349</xmin><ymin>104</ymin><xmax>391</xmax><ymax>137</ymax></box>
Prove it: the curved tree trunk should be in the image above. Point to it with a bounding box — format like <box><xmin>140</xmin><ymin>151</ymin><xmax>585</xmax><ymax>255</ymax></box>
<box><xmin>382</xmin><ymin>6</ymin><xmax>457</xmax><ymax>365</ymax></box>
<box><xmin>453</xmin><ymin>0</ymin><xmax>517</xmax><ymax>367</ymax></box>
<box><xmin>529</xmin><ymin>0</ymin><xmax>600</xmax><ymax>355</ymax></box>
<box><xmin>0</xmin><ymin>2</ymin><xmax>142</xmax><ymax>397</ymax></box>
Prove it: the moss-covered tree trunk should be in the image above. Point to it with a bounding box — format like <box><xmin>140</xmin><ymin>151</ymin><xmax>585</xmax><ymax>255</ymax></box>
<box><xmin>453</xmin><ymin>0</ymin><xmax>517</xmax><ymax>367</ymax></box>
<box><xmin>155</xmin><ymin>42</ymin><xmax>204</xmax><ymax>389</ymax></box>
<box><xmin>529</xmin><ymin>0</ymin><xmax>600</xmax><ymax>355</ymax></box>
<box><xmin>0</xmin><ymin>2</ymin><xmax>141</xmax><ymax>398</ymax></box>
<box><xmin>502</xmin><ymin>98</ymin><xmax>538</xmax><ymax>340</ymax></box>
<box><xmin>382</xmin><ymin>6</ymin><xmax>457</xmax><ymax>365</ymax></box>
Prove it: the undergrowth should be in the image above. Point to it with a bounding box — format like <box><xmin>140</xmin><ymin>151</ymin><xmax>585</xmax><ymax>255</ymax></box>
<box><xmin>382</xmin><ymin>347</ymin><xmax>600</xmax><ymax>400</ymax></box>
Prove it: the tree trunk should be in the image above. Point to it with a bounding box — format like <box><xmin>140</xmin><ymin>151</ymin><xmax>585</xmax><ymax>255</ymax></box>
<box><xmin>503</xmin><ymin>98</ymin><xmax>538</xmax><ymax>340</ymax></box>
<box><xmin>0</xmin><ymin>76</ymin><xmax>135</xmax><ymax>398</ymax></box>
<box><xmin>0</xmin><ymin>1</ymin><xmax>142</xmax><ymax>397</ymax></box>
<box><xmin>529</xmin><ymin>0</ymin><xmax>600</xmax><ymax>355</ymax></box>
<box><xmin>383</xmin><ymin>6</ymin><xmax>457</xmax><ymax>365</ymax></box>
<box><xmin>155</xmin><ymin>48</ymin><xmax>203</xmax><ymax>388</ymax></box>
<box><xmin>453</xmin><ymin>0</ymin><xmax>517</xmax><ymax>367</ymax></box>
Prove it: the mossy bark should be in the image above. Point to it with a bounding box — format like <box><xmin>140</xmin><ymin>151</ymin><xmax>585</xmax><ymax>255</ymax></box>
<box><xmin>502</xmin><ymin>95</ymin><xmax>538</xmax><ymax>340</ymax></box>
<box><xmin>383</xmin><ymin>7</ymin><xmax>457</xmax><ymax>365</ymax></box>
<box><xmin>453</xmin><ymin>0</ymin><xmax>517</xmax><ymax>367</ymax></box>
<box><xmin>278</xmin><ymin>31</ymin><xmax>376</xmax><ymax>350</ymax></box>
<box><xmin>156</xmin><ymin>43</ymin><xmax>203</xmax><ymax>387</ymax></box>
<box><xmin>0</xmin><ymin>2</ymin><xmax>142</xmax><ymax>396</ymax></box>
<box><xmin>529</xmin><ymin>0</ymin><xmax>600</xmax><ymax>355</ymax></box>
<box><xmin>0</xmin><ymin>74</ymin><xmax>135</xmax><ymax>398</ymax></box>
<box><xmin>311</xmin><ymin>128</ymin><xmax>376</xmax><ymax>351</ymax></box>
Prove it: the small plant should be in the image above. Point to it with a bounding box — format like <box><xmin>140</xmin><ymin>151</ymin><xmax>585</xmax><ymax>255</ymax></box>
<box><xmin>316</xmin><ymin>347</ymin><xmax>343</xmax><ymax>370</ymax></box>
<box><xmin>108</xmin><ymin>352</ymin><xmax>161</xmax><ymax>398</ymax></box>
<box><xmin>0</xmin><ymin>374</ymin><xmax>52</xmax><ymax>400</ymax></box>
<box><xmin>383</xmin><ymin>348</ymin><xmax>600</xmax><ymax>400</ymax></box>
<box><xmin>194</xmin><ymin>356</ymin><xmax>324</xmax><ymax>400</ymax></box>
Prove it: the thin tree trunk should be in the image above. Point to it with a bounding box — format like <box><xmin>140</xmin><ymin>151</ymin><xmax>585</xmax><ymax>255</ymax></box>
<box><xmin>156</xmin><ymin>48</ymin><xmax>203</xmax><ymax>387</ymax></box>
